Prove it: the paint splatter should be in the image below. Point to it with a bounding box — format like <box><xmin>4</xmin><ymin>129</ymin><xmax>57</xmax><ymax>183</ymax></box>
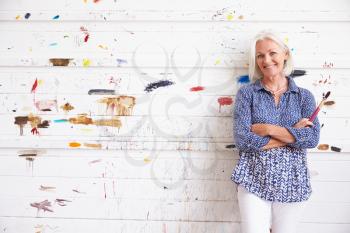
<box><xmin>226</xmin><ymin>13</ymin><xmax>234</xmax><ymax>20</ymax></box>
<box><xmin>88</xmin><ymin>89</ymin><xmax>115</xmax><ymax>95</ymax></box>
<box><xmin>94</xmin><ymin>117</ymin><xmax>122</xmax><ymax>128</ymax></box>
<box><xmin>225</xmin><ymin>144</ymin><xmax>236</xmax><ymax>149</ymax></box>
<box><xmin>39</xmin><ymin>185</ymin><xmax>56</xmax><ymax>191</ymax></box>
<box><xmin>49</xmin><ymin>42</ymin><xmax>58</xmax><ymax>47</ymax></box>
<box><xmin>98</xmin><ymin>45</ymin><xmax>108</xmax><ymax>50</ymax></box>
<box><xmin>69</xmin><ymin>114</ymin><xmax>93</xmax><ymax>125</ymax></box>
<box><xmin>323</xmin><ymin>61</ymin><xmax>334</xmax><ymax>68</ymax></box>
<box><xmin>84</xmin><ymin>34</ymin><xmax>89</xmax><ymax>42</ymax></box>
<box><xmin>324</xmin><ymin>101</ymin><xmax>335</xmax><ymax>106</ymax></box>
<box><xmin>214</xmin><ymin>59</ymin><xmax>221</xmax><ymax>65</ymax></box>
<box><xmin>15</xmin><ymin>116</ymin><xmax>28</xmax><ymax>136</ymax></box>
<box><xmin>31</xmin><ymin>78</ymin><xmax>38</xmax><ymax>93</ymax></box>
<box><xmin>30</xmin><ymin>200</ymin><xmax>53</xmax><ymax>212</ymax></box>
<box><xmin>218</xmin><ymin>97</ymin><xmax>233</xmax><ymax>112</ymax></box>
<box><xmin>94</xmin><ymin>0</ymin><xmax>101</xmax><ymax>3</ymax></box>
<box><xmin>52</xmin><ymin>15</ymin><xmax>60</xmax><ymax>20</ymax></box>
<box><xmin>331</xmin><ymin>146</ymin><xmax>341</xmax><ymax>152</ymax></box>
<box><xmin>238</xmin><ymin>15</ymin><xmax>244</xmax><ymax>20</ymax></box>
<box><xmin>317</xmin><ymin>144</ymin><xmax>329</xmax><ymax>150</ymax></box>
<box><xmin>190</xmin><ymin>86</ymin><xmax>205</xmax><ymax>92</ymax></box>
<box><xmin>116</xmin><ymin>58</ymin><xmax>127</xmax><ymax>66</ymax></box>
<box><xmin>237</xmin><ymin>75</ymin><xmax>250</xmax><ymax>84</ymax></box>
<box><xmin>88</xmin><ymin>159</ymin><xmax>102</xmax><ymax>164</ymax></box>
<box><xmin>24</xmin><ymin>13</ymin><xmax>31</xmax><ymax>19</ymax></box>
<box><xmin>60</xmin><ymin>102</ymin><xmax>74</xmax><ymax>112</ymax></box>
<box><xmin>53</xmin><ymin>119</ymin><xmax>68</xmax><ymax>123</ymax></box>
<box><xmin>49</xmin><ymin>58</ymin><xmax>71</xmax><ymax>66</ymax></box>
<box><xmin>144</xmin><ymin>80</ymin><xmax>175</xmax><ymax>93</ymax></box>
<box><xmin>72</xmin><ymin>189</ymin><xmax>86</xmax><ymax>194</ymax></box>
<box><xmin>55</xmin><ymin>199</ymin><xmax>71</xmax><ymax>206</ymax></box>
<box><xmin>69</xmin><ymin>142</ymin><xmax>81</xmax><ymax>148</ymax></box>
<box><xmin>83</xmin><ymin>58</ymin><xmax>91</xmax><ymax>67</ymax></box>
<box><xmin>98</xmin><ymin>96</ymin><xmax>136</xmax><ymax>116</ymax></box>
<box><xmin>15</xmin><ymin>15</ymin><xmax>21</xmax><ymax>20</ymax></box>
<box><xmin>35</xmin><ymin>100</ymin><xmax>57</xmax><ymax>111</ymax></box>
<box><xmin>291</xmin><ymin>70</ymin><xmax>306</xmax><ymax>77</ymax></box>
<box><xmin>84</xmin><ymin>143</ymin><xmax>100</xmax><ymax>149</ymax></box>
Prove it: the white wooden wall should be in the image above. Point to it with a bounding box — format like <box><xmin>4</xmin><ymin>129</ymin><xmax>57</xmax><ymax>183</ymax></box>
<box><xmin>0</xmin><ymin>0</ymin><xmax>350</xmax><ymax>232</ymax></box>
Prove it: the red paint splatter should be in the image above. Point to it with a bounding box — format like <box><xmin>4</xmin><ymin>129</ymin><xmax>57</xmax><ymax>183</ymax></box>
<box><xmin>31</xmin><ymin>127</ymin><xmax>39</xmax><ymax>135</ymax></box>
<box><xmin>218</xmin><ymin>97</ymin><xmax>233</xmax><ymax>106</ymax></box>
<box><xmin>190</xmin><ymin>86</ymin><xmax>205</xmax><ymax>92</ymax></box>
<box><xmin>31</xmin><ymin>78</ymin><xmax>38</xmax><ymax>93</ymax></box>
<box><xmin>84</xmin><ymin>34</ymin><xmax>89</xmax><ymax>42</ymax></box>
<box><xmin>217</xmin><ymin>97</ymin><xmax>233</xmax><ymax>112</ymax></box>
<box><xmin>93</xmin><ymin>0</ymin><xmax>101</xmax><ymax>3</ymax></box>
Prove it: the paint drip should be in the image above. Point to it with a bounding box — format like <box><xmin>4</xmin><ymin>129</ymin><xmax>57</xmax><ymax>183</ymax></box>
<box><xmin>144</xmin><ymin>80</ymin><xmax>175</xmax><ymax>93</ymax></box>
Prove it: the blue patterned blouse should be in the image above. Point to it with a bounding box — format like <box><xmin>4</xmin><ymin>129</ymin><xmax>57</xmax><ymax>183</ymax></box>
<box><xmin>231</xmin><ymin>76</ymin><xmax>320</xmax><ymax>203</ymax></box>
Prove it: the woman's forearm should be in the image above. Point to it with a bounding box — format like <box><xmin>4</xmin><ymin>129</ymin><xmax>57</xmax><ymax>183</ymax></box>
<box><xmin>262</xmin><ymin>138</ymin><xmax>287</xmax><ymax>150</ymax></box>
<box><xmin>268</xmin><ymin>125</ymin><xmax>295</xmax><ymax>143</ymax></box>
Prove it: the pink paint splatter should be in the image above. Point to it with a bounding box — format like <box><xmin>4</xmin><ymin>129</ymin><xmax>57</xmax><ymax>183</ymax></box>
<box><xmin>80</xmin><ymin>26</ymin><xmax>90</xmax><ymax>43</ymax></box>
<box><xmin>30</xmin><ymin>200</ymin><xmax>53</xmax><ymax>212</ymax></box>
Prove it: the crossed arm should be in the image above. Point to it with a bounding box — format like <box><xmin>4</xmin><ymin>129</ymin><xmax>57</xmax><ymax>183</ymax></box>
<box><xmin>251</xmin><ymin>118</ymin><xmax>313</xmax><ymax>150</ymax></box>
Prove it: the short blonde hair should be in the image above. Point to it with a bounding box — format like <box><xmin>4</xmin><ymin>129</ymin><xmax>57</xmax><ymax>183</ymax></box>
<box><xmin>249</xmin><ymin>30</ymin><xmax>294</xmax><ymax>81</ymax></box>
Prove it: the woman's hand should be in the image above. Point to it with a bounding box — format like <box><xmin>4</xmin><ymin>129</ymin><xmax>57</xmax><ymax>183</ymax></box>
<box><xmin>293</xmin><ymin>118</ymin><xmax>313</xmax><ymax>128</ymax></box>
<box><xmin>251</xmin><ymin>123</ymin><xmax>271</xmax><ymax>136</ymax></box>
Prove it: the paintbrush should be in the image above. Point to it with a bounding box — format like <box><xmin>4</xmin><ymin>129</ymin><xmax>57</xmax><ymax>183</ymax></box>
<box><xmin>309</xmin><ymin>91</ymin><xmax>331</xmax><ymax>122</ymax></box>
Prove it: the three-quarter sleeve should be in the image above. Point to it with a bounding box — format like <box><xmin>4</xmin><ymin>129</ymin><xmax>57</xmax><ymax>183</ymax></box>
<box><xmin>234</xmin><ymin>87</ymin><xmax>270</xmax><ymax>152</ymax></box>
<box><xmin>286</xmin><ymin>89</ymin><xmax>320</xmax><ymax>149</ymax></box>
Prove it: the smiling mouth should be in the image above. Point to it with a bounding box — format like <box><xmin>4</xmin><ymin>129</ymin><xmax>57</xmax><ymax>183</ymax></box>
<box><xmin>263</xmin><ymin>64</ymin><xmax>276</xmax><ymax>69</ymax></box>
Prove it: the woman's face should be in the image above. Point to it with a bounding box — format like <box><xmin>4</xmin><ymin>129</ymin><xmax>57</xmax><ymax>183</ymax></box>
<box><xmin>255</xmin><ymin>39</ymin><xmax>288</xmax><ymax>79</ymax></box>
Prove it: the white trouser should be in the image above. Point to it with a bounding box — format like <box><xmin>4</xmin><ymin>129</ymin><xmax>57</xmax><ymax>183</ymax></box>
<box><xmin>237</xmin><ymin>185</ymin><xmax>306</xmax><ymax>233</ymax></box>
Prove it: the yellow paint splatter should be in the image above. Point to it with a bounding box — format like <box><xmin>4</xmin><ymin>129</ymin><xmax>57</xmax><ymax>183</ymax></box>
<box><xmin>144</xmin><ymin>157</ymin><xmax>151</xmax><ymax>163</ymax></box>
<box><xmin>80</xmin><ymin>128</ymin><xmax>93</xmax><ymax>132</ymax></box>
<box><xmin>214</xmin><ymin>59</ymin><xmax>221</xmax><ymax>65</ymax></box>
<box><xmin>98</xmin><ymin>45</ymin><xmax>108</xmax><ymax>50</ymax></box>
<box><xmin>226</xmin><ymin>13</ymin><xmax>234</xmax><ymax>21</ymax></box>
<box><xmin>15</xmin><ymin>15</ymin><xmax>21</xmax><ymax>20</ymax></box>
<box><xmin>69</xmin><ymin>142</ymin><xmax>81</xmax><ymax>148</ymax></box>
<box><xmin>83</xmin><ymin>0</ymin><xmax>88</xmax><ymax>3</ymax></box>
<box><xmin>83</xmin><ymin>58</ymin><xmax>91</xmax><ymax>67</ymax></box>
<box><xmin>38</xmin><ymin>79</ymin><xmax>44</xmax><ymax>85</ymax></box>
<box><xmin>284</xmin><ymin>37</ymin><xmax>289</xmax><ymax>44</ymax></box>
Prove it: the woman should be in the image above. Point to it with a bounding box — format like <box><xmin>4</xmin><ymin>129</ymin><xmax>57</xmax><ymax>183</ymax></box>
<box><xmin>231</xmin><ymin>31</ymin><xmax>320</xmax><ymax>233</ymax></box>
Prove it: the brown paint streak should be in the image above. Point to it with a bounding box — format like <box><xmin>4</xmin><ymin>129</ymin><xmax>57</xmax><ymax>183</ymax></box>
<box><xmin>324</xmin><ymin>100</ymin><xmax>335</xmax><ymax>106</ymax></box>
<box><xmin>49</xmin><ymin>58</ymin><xmax>71</xmax><ymax>66</ymax></box>
<box><xmin>317</xmin><ymin>144</ymin><xmax>329</xmax><ymax>150</ymax></box>
<box><xmin>98</xmin><ymin>96</ymin><xmax>136</xmax><ymax>116</ymax></box>
<box><xmin>14</xmin><ymin>116</ymin><xmax>29</xmax><ymax>136</ymax></box>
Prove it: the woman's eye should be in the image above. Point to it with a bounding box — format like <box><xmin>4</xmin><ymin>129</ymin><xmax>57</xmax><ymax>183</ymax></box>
<box><xmin>256</xmin><ymin>54</ymin><xmax>263</xmax><ymax>59</ymax></box>
<box><xmin>270</xmin><ymin>52</ymin><xmax>277</xmax><ymax>56</ymax></box>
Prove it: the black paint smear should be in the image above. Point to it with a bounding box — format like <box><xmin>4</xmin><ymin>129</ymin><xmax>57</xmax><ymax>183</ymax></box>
<box><xmin>225</xmin><ymin>144</ymin><xmax>236</xmax><ymax>149</ymax></box>
<box><xmin>18</xmin><ymin>153</ymin><xmax>37</xmax><ymax>157</ymax></box>
<box><xmin>290</xmin><ymin>70</ymin><xmax>306</xmax><ymax>77</ymax></box>
<box><xmin>144</xmin><ymin>80</ymin><xmax>175</xmax><ymax>93</ymax></box>
<box><xmin>41</xmin><ymin>109</ymin><xmax>52</xmax><ymax>111</ymax></box>
<box><xmin>88</xmin><ymin>89</ymin><xmax>115</xmax><ymax>95</ymax></box>
<box><xmin>24</xmin><ymin>13</ymin><xmax>31</xmax><ymax>19</ymax></box>
<box><xmin>330</xmin><ymin>146</ymin><xmax>341</xmax><ymax>152</ymax></box>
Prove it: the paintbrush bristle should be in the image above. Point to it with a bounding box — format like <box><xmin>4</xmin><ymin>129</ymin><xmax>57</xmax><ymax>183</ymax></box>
<box><xmin>324</xmin><ymin>91</ymin><xmax>331</xmax><ymax>99</ymax></box>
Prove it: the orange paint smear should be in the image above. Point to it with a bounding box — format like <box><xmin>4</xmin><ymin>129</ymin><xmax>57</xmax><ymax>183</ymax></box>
<box><xmin>84</xmin><ymin>143</ymin><xmax>102</xmax><ymax>149</ymax></box>
<box><xmin>69</xmin><ymin>142</ymin><xmax>81</xmax><ymax>148</ymax></box>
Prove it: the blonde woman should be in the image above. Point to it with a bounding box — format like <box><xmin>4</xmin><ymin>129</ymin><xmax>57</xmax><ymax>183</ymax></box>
<box><xmin>231</xmin><ymin>31</ymin><xmax>320</xmax><ymax>233</ymax></box>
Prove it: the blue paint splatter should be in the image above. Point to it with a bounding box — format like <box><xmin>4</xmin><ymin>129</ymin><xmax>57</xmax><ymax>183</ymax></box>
<box><xmin>52</xmin><ymin>15</ymin><xmax>60</xmax><ymax>20</ymax></box>
<box><xmin>24</xmin><ymin>13</ymin><xmax>31</xmax><ymax>19</ymax></box>
<box><xmin>49</xmin><ymin>42</ymin><xmax>58</xmax><ymax>46</ymax></box>
<box><xmin>144</xmin><ymin>80</ymin><xmax>175</xmax><ymax>93</ymax></box>
<box><xmin>238</xmin><ymin>75</ymin><xmax>250</xmax><ymax>84</ymax></box>
<box><xmin>54</xmin><ymin>119</ymin><xmax>68</xmax><ymax>123</ymax></box>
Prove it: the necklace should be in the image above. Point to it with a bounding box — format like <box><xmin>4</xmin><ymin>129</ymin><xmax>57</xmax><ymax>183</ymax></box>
<box><xmin>263</xmin><ymin>84</ymin><xmax>287</xmax><ymax>96</ymax></box>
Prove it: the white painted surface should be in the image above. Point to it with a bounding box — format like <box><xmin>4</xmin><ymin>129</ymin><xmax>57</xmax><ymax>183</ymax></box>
<box><xmin>0</xmin><ymin>0</ymin><xmax>349</xmax><ymax>232</ymax></box>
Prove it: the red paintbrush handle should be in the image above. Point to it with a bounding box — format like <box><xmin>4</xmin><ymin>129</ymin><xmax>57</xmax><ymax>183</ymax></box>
<box><xmin>309</xmin><ymin>107</ymin><xmax>320</xmax><ymax>122</ymax></box>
